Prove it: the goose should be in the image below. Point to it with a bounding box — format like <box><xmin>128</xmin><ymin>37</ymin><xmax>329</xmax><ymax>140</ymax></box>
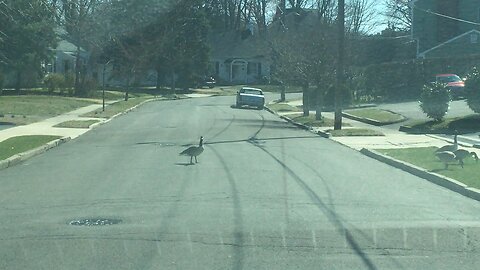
<box><xmin>453</xmin><ymin>149</ymin><xmax>479</xmax><ymax>168</ymax></box>
<box><xmin>435</xmin><ymin>151</ymin><xmax>458</xmax><ymax>169</ymax></box>
<box><xmin>180</xmin><ymin>136</ymin><xmax>204</xmax><ymax>164</ymax></box>
<box><xmin>435</xmin><ymin>134</ymin><xmax>458</xmax><ymax>153</ymax></box>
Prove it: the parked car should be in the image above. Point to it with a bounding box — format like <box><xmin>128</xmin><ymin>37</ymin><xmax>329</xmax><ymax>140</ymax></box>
<box><xmin>203</xmin><ymin>76</ymin><xmax>216</xmax><ymax>88</ymax></box>
<box><xmin>236</xmin><ymin>87</ymin><xmax>265</xmax><ymax>109</ymax></box>
<box><xmin>435</xmin><ymin>74</ymin><xmax>465</xmax><ymax>99</ymax></box>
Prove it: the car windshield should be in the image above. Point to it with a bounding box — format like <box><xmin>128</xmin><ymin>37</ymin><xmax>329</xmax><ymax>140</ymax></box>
<box><xmin>2</xmin><ymin>1</ymin><xmax>480</xmax><ymax>269</ymax></box>
<box><xmin>437</xmin><ymin>75</ymin><xmax>462</xmax><ymax>83</ymax></box>
<box><xmin>243</xmin><ymin>89</ymin><xmax>262</xmax><ymax>95</ymax></box>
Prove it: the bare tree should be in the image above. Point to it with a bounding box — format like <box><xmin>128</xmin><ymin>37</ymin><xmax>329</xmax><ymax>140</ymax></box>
<box><xmin>346</xmin><ymin>0</ymin><xmax>377</xmax><ymax>35</ymax></box>
<box><xmin>383</xmin><ymin>0</ymin><xmax>412</xmax><ymax>30</ymax></box>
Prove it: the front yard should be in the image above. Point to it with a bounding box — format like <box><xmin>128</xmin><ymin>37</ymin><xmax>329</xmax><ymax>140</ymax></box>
<box><xmin>377</xmin><ymin>147</ymin><xmax>480</xmax><ymax>189</ymax></box>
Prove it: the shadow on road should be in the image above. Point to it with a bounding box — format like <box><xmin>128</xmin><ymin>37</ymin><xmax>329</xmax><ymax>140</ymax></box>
<box><xmin>175</xmin><ymin>162</ymin><xmax>195</xmax><ymax>166</ymax></box>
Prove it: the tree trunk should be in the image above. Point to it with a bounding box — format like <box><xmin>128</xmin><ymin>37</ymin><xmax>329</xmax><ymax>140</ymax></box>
<box><xmin>302</xmin><ymin>83</ymin><xmax>309</xmax><ymax>117</ymax></box>
<box><xmin>74</xmin><ymin>45</ymin><xmax>81</xmax><ymax>93</ymax></box>
<box><xmin>280</xmin><ymin>83</ymin><xmax>286</xmax><ymax>102</ymax></box>
<box><xmin>15</xmin><ymin>70</ymin><xmax>22</xmax><ymax>95</ymax></box>
<box><xmin>315</xmin><ymin>86</ymin><xmax>324</xmax><ymax>120</ymax></box>
<box><xmin>171</xmin><ymin>69</ymin><xmax>176</xmax><ymax>95</ymax></box>
<box><xmin>156</xmin><ymin>68</ymin><xmax>161</xmax><ymax>90</ymax></box>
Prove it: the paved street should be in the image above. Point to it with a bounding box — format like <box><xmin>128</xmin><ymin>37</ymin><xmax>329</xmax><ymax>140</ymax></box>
<box><xmin>1</xmin><ymin>96</ymin><xmax>480</xmax><ymax>269</ymax></box>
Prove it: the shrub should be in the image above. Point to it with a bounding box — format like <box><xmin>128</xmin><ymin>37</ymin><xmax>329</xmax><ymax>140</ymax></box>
<box><xmin>419</xmin><ymin>82</ymin><xmax>451</xmax><ymax>121</ymax></box>
<box><xmin>43</xmin><ymin>73</ymin><xmax>65</xmax><ymax>93</ymax></box>
<box><xmin>77</xmin><ymin>78</ymin><xmax>98</xmax><ymax>97</ymax></box>
<box><xmin>465</xmin><ymin>67</ymin><xmax>480</xmax><ymax>113</ymax></box>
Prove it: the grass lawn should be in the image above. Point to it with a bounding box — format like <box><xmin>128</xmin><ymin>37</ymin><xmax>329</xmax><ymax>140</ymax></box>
<box><xmin>268</xmin><ymin>103</ymin><xmax>301</xmax><ymax>113</ymax></box>
<box><xmin>82</xmin><ymin>96</ymin><xmax>153</xmax><ymax>118</ymax></box>
<box><xmin>329</xmin><ymin>128</ymin><xmax>384</xmax><ymax>137</ymax></box>
<box><xmin>377</xmin><ymin>147</ymin><xmax>480</xmax><ymax>189</ymax></box>
<box><xmin>54</xmin><ymin>120</ymin><xmax>100</xmax><ymax>129</ymax></box>
<box><xmin>345</xmin><ymin>108</ymin><xmax>405</xmax><ymax>124</ymax></box>
<box><xmin>0</xmin><ymin>96</ymin><xmax>95</xmax><ymax>125</ymax></box>
<box><xmin>403</xmin><ymin>114</ymin><xmax>480</xmax><ymax>134</ymax></box>
<box><xmin>0</xmin><ymin>135</ymin><xmax>61</xmax><ymax>160</ymax></box>
<box><xmin>288</xmin><ymin>113</ymin><xmax>352</xmax><ymax>127</ymax></box>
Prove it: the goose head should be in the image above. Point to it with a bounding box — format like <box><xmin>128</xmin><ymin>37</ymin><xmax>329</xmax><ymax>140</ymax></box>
<box><xmin>472</xmin><ymin>152</ymin><xmax>479</xmax><ymax>162</ymax></box>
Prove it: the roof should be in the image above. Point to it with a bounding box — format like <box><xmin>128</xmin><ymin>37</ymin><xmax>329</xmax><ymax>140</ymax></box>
<box><xmin>209</xmin><ymin>32</ymin><xmax>270</xmax><ymax>60</ymax></box>
<box><xmin>56</xmin><ymin>39</ymin><xmax>87</xmax><ymax>53</ymax></box>
<box><xmin>418</xmin><ymin>29</ymin><xmax>480</xmax><ymax>58</ymax></box>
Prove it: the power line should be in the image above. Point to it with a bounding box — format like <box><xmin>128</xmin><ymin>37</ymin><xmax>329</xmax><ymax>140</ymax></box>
<box><xmin>414</xmin><ymin>5</ymin><xmax>480</xmax><ymax>26</ymax></box>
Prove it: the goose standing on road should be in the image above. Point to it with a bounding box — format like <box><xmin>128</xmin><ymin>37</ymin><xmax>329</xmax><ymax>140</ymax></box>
<box><xmin>435</xmin><ymin>134</ymin><xmax>458</xmax><ymax>153</ymax></box>
<box><xmin>180</xmin><ymin>136</ymin><xmax>204</xmax><ymax>164</ymax></box>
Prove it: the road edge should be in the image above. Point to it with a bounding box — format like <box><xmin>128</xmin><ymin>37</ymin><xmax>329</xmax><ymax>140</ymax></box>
<box><xmin>90</xmin><ymin>98</ymin><xmax>162</xmax><ymax>129</ymax></box>
<box><xmin>0</xmin><ymin>137</ymin><xmax>71</xmax><ymax>171</ymax></box>
<box><xmin>360</xmin><ymin>148</ymin><xmax>480</xmax><ymax>202</ymax></box>
<box><xmin>264</xmin><ymin>105</ymin><xmax>331</xmax><ymax>138</ymax></box>
<box><xmin>342</xmin><ymin>111</ymin><xmax>406</xmax><ymax>126</ymax></box>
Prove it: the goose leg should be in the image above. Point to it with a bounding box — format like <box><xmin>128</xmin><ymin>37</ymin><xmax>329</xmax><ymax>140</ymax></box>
<box><xmin>190</xmin><ymin>156</ymin><xmax>193</xmax><ymax>164</ymax></box>
<box><xmin>195</xmin><ymin>156</ymin><xmax>198</xmax><ymax>163</ymax></box>
<box><xmin>460</xmin><ymin>159</ymin><xmax>464</xmax><ymax>168</ymax></box>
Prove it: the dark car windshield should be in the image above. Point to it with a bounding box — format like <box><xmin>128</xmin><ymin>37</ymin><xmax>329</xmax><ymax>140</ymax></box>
<box><xmin>242</xmin><ymin>89</ymin><xmax>262</xmax><ymax>95</ymax></box>
<box><xmin>437</xmin><ymin>75</ymin><xmax>462</xmax><ymax>83</ymax></box>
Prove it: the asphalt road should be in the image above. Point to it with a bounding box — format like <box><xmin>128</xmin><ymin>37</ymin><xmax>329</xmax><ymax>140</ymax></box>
<box><xmin>1</xmin><ymin>96</ymin><xmax>480</xmax><ymax>270</ymax></box>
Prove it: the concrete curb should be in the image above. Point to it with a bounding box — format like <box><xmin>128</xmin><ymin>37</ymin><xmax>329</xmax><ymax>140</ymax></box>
<box><xmin>0</xmin><ymin>137</ymin><xmax>71</xmax><ymax>171</ymax></box>
<box><xmin>342</xmin><ymin>111</ymin><xmax>406</xmax><ymax>126</ymax></box>
<box><xmin>360</xmin><ymin>148</ymin><xmax>480</xmax><ymax>202</ymax></box>
<box><xmin>265</xmin><ymin>105</ymin><xmax>331</xmax><ymax>138</ymax></box>
<box><xmin>89</xmin><ymin>98</ymin><xmax>163</xmax><ymax>129</ymax></box>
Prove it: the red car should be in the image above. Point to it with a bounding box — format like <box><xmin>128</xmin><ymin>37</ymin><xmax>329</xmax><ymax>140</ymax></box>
<box><xmin>435</xmin><ymin>74</ymin><xmax>465</xmax><ymax>98</ymax></box>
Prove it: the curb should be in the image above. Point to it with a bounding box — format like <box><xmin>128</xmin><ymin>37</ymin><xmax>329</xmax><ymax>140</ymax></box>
<box><xmin>89</xmin><ymin>98</ymin><xmax>162</xmax><ymax>129</ymax></box>
<box><xmin>342</xmin><ymin>111</ymin><xmax>406</xmax><ymax>126</ymax></box>
<box><xmin>0</xmin><ymin>137</ymin><xmax>71</xmax><ymax>171</ymax></box>
<box><xmin>265</xmin><ymin>106</ymin><xmax>331</xmax><ymax>138</ymax></box>
<box><xmin>360</xmin><ymin>148</ymin><xmax>480</xmax><ymax>202</ymax></box>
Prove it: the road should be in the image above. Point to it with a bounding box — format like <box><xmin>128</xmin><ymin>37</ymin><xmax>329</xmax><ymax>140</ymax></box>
<box><xmin>1</xmin><ymin>96</ymin><xmax>480</xmax><ymax>269</ymax></box>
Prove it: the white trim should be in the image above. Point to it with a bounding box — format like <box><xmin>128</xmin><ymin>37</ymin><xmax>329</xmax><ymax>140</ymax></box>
<box><xmin>418</xmin><ymin>29</ymin><xmax>480</xmax><ymax>58</ymax></box>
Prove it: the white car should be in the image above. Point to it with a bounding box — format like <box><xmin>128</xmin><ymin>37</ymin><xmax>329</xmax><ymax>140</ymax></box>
<box><xmin>236</xmin><ymin>87</ymin><xmax>265</xmax><ymax>109</ymax></box>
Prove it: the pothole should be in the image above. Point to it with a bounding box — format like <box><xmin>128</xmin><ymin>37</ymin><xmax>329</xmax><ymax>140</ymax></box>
<box><xmin>69</xmin><ymin>218</ymin><xmax>122</xmax><ymax>226</ymax></box>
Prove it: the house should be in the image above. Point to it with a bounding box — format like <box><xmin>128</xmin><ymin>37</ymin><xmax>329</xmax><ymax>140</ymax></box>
<box><xmin>45</xmin><ymin>39</ymin><xmax>89</xmax><ymax>75</ymax></box>
<box><xmin>208</xmin><ymin>31</ymin><xmax>271</xmax><ymax>84</ymax></box>
<box><xmin>412</xmin><ymin>0</ymin><xmax>480</xmax><ymax>58</ymax></box>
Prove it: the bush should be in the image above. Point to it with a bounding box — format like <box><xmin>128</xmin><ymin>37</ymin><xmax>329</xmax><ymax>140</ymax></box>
<box><xmin>419</xmin><ymin>82</ymin><xmax>451</xmax><ymax>121</ymax></box>
<box><xmin>77</xmin><ymin>78</ymin><xmax>98</xmax><ymax>97</ymax></box>
<box><xmin>465</xmin><ymin>67</ymin><xmax>480</xmax><ymax>113</ymax></box>
<box><xmin>44</xmin><ymin>73</ymin><xmax>65</xmax><ymax>93</ymax></box>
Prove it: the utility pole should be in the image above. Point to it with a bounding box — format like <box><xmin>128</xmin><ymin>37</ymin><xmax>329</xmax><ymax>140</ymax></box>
<box><xmin>334</xmin><ymin>0</ymin><xmax>345</xmax><ymax>130</ymax></box>
<box><xmin>279</xmin><ymin>0</ymin><xmax>286</xmax><ymax>102</ymax></box>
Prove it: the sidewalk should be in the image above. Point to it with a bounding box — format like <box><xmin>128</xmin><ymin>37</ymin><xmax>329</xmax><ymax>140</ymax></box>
<box><xmin>0</xmin><ymin>104</ymin><xmax>107</xmax><ymax>142</ymax></box>
<box><xmin>273</xmin><ymin>100</ymin><xmax>479</xmax><ymax>154</ymax></box>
